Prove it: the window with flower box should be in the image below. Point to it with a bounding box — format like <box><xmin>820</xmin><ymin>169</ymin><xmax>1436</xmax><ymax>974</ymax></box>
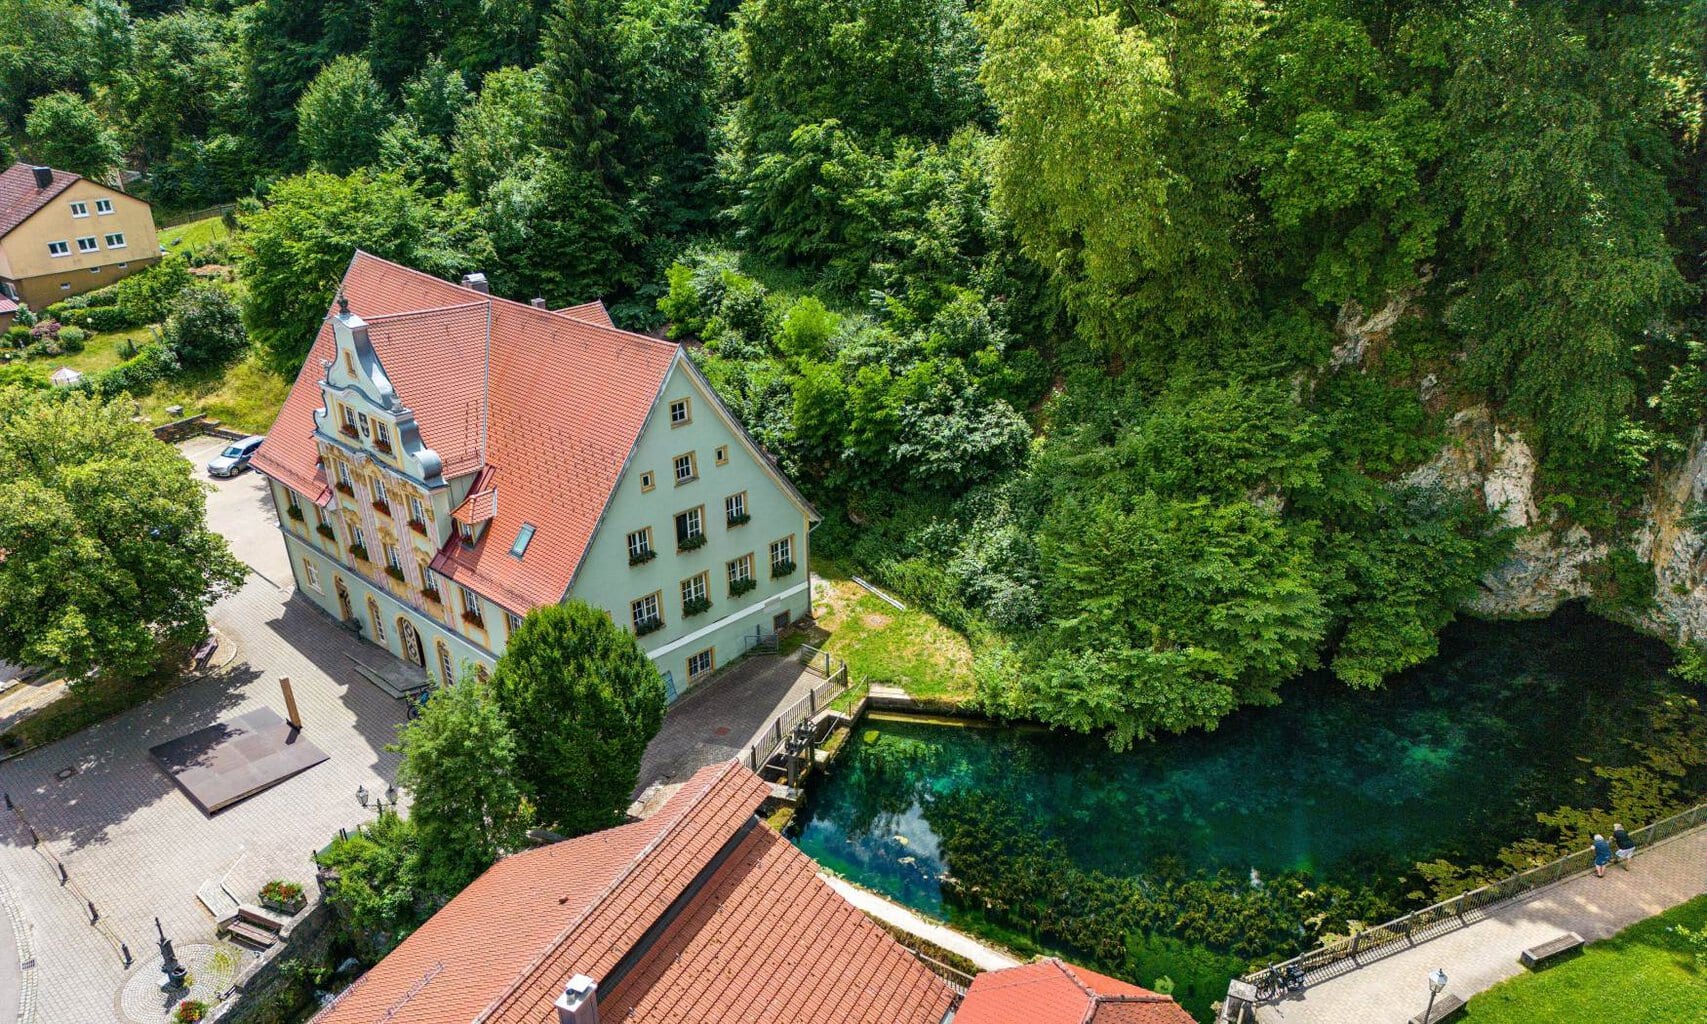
<box><xmin>725</xmin><ymin>492</ymin><xmax>749</xmax><ymax>527</ymax></box>
<box><xmin>335</xmin><ymin>462</ymin><xmax>355</xmax><ymax>496</ymax></box>
<box><xmin>681</xmin><ymin>572</ymin><xmax>710</xmax><ymax>617</ymax></box>
<box><xmin>769</xmin><ymin>536</ymin><xmax>795</xmax><ymax>578</ymax></box>
<box><xmin>631</xmin><ymin>593</ymin><xmax>663</xmax><ymax>635</ymax></box>
<box><xmin>675</xmin><ymin>507</ymin><xmax>704</xmax><ymax>550</ymax></box>
<box><xmin>407</xmin><ymin>496</ymin><xmax>429</xmax><ymax>534</ymax></box>
<box><xmin>459</xmin><ymin>585</ymin><xmax>484</xmax><ymax>628</ymax></box>
<box><xmin>627</xmin><ymin>527</ymin><xmax>655</xmax><ymax>565</ymax></box>
<box><xmin>339</xmin><ymin>405</ymin><xmax>360</xmax><ymax>439</ymax></box>
<box><xmin>372</xmin><ymin>478</ymin><xmax>391</xmax><ymax>515</ymax></box>
<box><xmin>373</xmin><ymin>420</ymin><xmax>392</xmax><ymax>453</ymax></box>
<box><xmin>384</xmin><ymin>545</ymin><xmax>405</xmax><ymax>582</ymax></box>
<box><xmin>348</xmin><ymin>525</ymin><xmax>369</xmax><ymax>561</ymax></box>
<box><xmin>728</xmin><ymin>554</ymin><xmax>756</xmax><ymax>597</ymax></box>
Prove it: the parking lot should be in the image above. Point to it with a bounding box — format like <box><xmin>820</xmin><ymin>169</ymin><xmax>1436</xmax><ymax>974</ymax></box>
<box><xmin>177</xmin><ymin>434</ymin><xmax>292</xmax><ymax>586</ymax></box>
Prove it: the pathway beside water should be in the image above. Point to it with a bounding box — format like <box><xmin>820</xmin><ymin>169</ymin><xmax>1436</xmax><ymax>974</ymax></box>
<box><xmin>1250</xmin><ymin>823</ymin><xmax>1707</xmax><ymax>1024</ymax></box>
<box><xmin>821</xmin><ymin>875</ymin><xmax>1021</xmax><ymax>972</ymax></box>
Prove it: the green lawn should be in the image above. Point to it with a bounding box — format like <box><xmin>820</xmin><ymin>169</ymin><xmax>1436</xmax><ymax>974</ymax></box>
<box><xmin>806</xmin><ymin>564</ymin><xmax>975</xmax><ymax>701</ymax></box>
<box><xmin>1463</xmin><ymin>894</ymin><xmax>1707</xmax><ymax>1022</ymax></box>
<box><xmin>134</xmin><ymin>354</ymin><xmax>291</xmax><ymax>433</ymax></box>
<box><xmin>157</xmin><ymin>214</ymin><xmax>231</xmax><ymax>253</ymax></box>
<box><xmin>53</xmin><ymin>325</ymin><xmax>157</xmax><ymax>374</ymax></box>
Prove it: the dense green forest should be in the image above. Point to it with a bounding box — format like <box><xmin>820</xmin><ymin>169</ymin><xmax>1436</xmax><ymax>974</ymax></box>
<box><xmin>5</xmin><ymin>0</ymin><xmax>1703</xmax><ymax>746</ymax></box>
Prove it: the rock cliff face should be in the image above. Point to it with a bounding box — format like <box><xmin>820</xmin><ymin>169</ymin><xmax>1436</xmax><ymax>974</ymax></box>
<box><xmin>1405</xmin><ymin>404</ymin><xmax>1707</xmax><ymax>644</ymax></box>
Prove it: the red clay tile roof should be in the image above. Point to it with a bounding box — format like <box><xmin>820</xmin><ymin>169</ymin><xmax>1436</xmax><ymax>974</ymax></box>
<box><xmin>252</xmin><ymin>251</ymin><xmax>680</xmax><ymax>610</ymax></box>
<box><xmin>956</xmin><ymin>959</ymin><xmax>1194</xmax><ymax>1024</ymax></box>
<box><xmin>0</xmin><ymin>295</ymin><xmax>17</xmax><ymax>315</ymax></box>
<box><xmin>556</xmin><ymin>299</ymin><xmax>615</xmax><ymax>328</ymax></box>
<box><xmin>314</xmin><ymin>762</ymin><xmax>957</xmax><ymax>1024</ymax></box>
<box><xmin>0</xmin><ymin>163</ymin><xmax>79</xmax><ymax>238</ymax></box>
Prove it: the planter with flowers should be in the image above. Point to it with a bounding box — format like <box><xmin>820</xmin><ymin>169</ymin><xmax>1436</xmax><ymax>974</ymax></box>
<box><xmin>259</xmin><ymin>879</ymin><xmax>306</xmax><ymax>914</ymax></box>
<box><xmin>174</xmin><ymin>1000</ymin><xmax>208</xmax><ymax>1024</ymax></box>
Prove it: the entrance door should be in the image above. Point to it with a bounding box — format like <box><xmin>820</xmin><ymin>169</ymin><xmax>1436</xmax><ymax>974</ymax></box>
<box><xmin>399</xmin><ymin>619</ymin><xmax>424</xmax><ymax>666</ymax></box>
<box><xmin>336</xmin><ymin>579</ymin><xmax>353</xmax><ymax>620</ymax></box>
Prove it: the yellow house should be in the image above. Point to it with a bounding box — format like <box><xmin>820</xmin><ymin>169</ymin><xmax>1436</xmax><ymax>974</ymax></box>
<box><xmin>0</xmin><ymin>164</ymin><xmax>160</xmax><ymax>310</ymax></box>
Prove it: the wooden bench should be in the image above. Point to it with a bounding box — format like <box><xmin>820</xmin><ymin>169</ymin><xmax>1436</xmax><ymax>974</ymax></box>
<box><xmin>222</xmin><ymin>904</ymin><xmax>287</xmax><ymax>950</ymax></box>
<box><xmin>191</xmin><ymin>637</ymin><xmax>218</xmax><ymax>670</ymax></box>
<box><xmin>1520</xmin><ymin>931</ymin><xmax>1584</xmax><ymax>969</ymax></box>
<box><xmin>1408</xmin><ymin>993</ymin><xmax>1464</xmax><ymax>1024</ymax></box>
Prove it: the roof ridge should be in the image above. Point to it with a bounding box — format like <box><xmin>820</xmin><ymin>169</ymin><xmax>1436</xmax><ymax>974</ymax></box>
<box><xmin>471</xmin><ymin>760</ymin><xmax>743</xmax><ymax>1023</ymax></box>
<box><xmin>362</xmin><ymin>301</ymin><xmax>490</xmax><ymax>322</ymax></box>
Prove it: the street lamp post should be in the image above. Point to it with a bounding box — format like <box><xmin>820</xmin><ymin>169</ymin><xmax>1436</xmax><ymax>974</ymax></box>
<box><xmin>1422</xmin><ymin>968</ymin><xmax>1448</xmax><ymax>1024</ymax></box>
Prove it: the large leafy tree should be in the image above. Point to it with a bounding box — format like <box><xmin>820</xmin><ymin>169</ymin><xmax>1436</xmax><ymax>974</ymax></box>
<box><xmin>24</xmin><ymin>92</ymin><xmax>124</xmax><ymax>181</ymax></box>
<box><xmin>161</xmin><ymin>284</ymin><xmax>249</xmax><ymax>371</ymax></box>
<box><xmin>395</xmin><ymin>674</ymin><xmax>533</xmax><ymax>897</ymax></box>
<box><xmin>0</xmin><ymin>390</ymin><xmax>247</xmax><ymax>683</ymax></box>
<box><xmin>451</xmin><ymin>66</ymin><xmax>550</xmax><ymax>203</ymax></box>
<box><xmin>238</xmin><ymin>170</ymin><xmax>492</xmax><ymax>371</ymax></box>
<box><xmin>297</xmin><ymin>56</ymin><xmax>397</xmax><ymax>175</ymax></box>
<box><xmin>489</xmin><ymin>601</ymin><xmax>666</xmax><ymax>836</ymax></box>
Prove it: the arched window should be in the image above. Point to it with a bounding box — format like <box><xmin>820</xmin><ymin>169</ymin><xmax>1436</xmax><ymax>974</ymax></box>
<box><xmin>367</xmin><ymin>597</ymin><xmax>386</xmax><ymax>643</ymax></box>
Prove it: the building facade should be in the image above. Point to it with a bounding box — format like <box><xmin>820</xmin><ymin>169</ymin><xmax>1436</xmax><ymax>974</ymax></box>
<box><xmin>0</xmin><ymin>164</ymin><xmax>160</xmax><ymax>309</ymax></box>
<box><xmin>253</xmin><ymin>252</ymin><xmax>816</xmax><ymax>699</ymax></box>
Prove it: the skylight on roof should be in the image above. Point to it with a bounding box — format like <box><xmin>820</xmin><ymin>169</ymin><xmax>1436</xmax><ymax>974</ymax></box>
<box><xmin>510</xmin><ymin>523</ymin><xmax>536</xmax><ymax>559</ymax></box>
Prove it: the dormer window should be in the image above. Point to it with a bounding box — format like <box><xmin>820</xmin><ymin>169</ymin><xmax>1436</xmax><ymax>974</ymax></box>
<box><xmin>509</xmin><ymin>523</ymin><xmax>536</xmax><ymax>558</ymax></box>
<box><xmin>339</xmin><ymin>404</ymin><xmax>359</xmax><ymax>439</ymax></box>
<box><xmin>373</xmin><ymin>420</ymin><xmax>392</xmax><ymax>453</ymax></box>
<box><xmin>459</xmin><ymin>522</ymin><xmax>475</xmax><ymax>545</ymax></box>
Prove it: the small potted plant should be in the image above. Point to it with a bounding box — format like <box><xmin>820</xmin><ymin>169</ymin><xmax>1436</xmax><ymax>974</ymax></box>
<box><xmin>259</xmin><ymin>879</ymin><xmax>307</xmax><ymax>914</ymax></box>
<box><xmin>174</xmin><ymin>999</ymin><xmax>208</xmax><ymax>1024</ymax></box>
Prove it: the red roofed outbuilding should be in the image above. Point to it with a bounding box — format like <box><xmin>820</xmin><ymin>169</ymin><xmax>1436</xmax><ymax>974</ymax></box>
<box><xmin>955</xmin><ymin>959</ymin><xmax>1196</xmax><ymax>1024</ymax></box>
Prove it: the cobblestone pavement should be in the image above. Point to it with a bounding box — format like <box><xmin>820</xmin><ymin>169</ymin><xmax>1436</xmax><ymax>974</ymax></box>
<box><xmin>1252</xmin><ymin>823</ymin><xmax>1707</xmax><ymax>1024</ymax></box>
<box><xmin>177</xmin><ymin>437</ymin><xmax>292</xmax><ymax>587</ymax></box>
<box><xmin>634</xmin><ymin>654</ymin><xmax>821</xmax><ymax>795</ymax></box>
<box><xmin>0</xmin><ymin>444</ymin><xmax>407</xmax><ymax>1024</ymax></box>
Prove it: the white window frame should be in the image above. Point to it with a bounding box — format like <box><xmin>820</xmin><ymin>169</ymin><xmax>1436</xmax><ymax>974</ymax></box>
<box><xmin>336</xmin><ymin>462</ymin><xmax>353</xmax><ymax>488</ymax></box>
<box><xmin>47</xmin><ymin>240</ymin><xmax>69</xmax><ymax>257</ymax></box>
<box><xmin>76</xmin><ymin>236</ymin><xmax>98</xmax><ymax>253</ymax></box>
<box><xmin>681</xmin><ymin>572</ymin><xmax>708</xmax><ymax>605</ymax></box>
<box><xmin>351</xmin><ymin>525</ymin><xmax>367</xmax><ymax>550</ymax></box>
<box><xmin>669</xmin><ymin>397</ymin><xmax>691</xmax><ymax>425</ymax></box>
<box><xmin>631</xmin><ymin>593</ymin><xmax>661</xmax><ymax>631</ymax></box>
<box><xmin>688</xmin><ymin>648</ymin><xmax>714</xmax><ymax>679</ymax></box>
<box><xmin>94</xmin><ymin>198</ymin><xmax>113</xmax><ymax>215</ymax></box>
<box><xmin>673</xmin><ymin>452</ymin><xmax>697</xmax><ymax>484</ymax></box>
<box><xmin>103</xmin><ymin>232</ymin><xmax>126</xmax><ymax>249</ymax></box>
<box><xmin>504</xmin><ymin>610</ymin><xmax>523</xmax><ymax>635</ymax></box>
<box><xmin>373</xmin><ymin>478</ymin><xmax>388</xmax><ymax>505</ymax></box>
<box><xmin>302</xmin><ymin>559</ymin><xmax>322</xmax><ymax>592</ymax></box>
<box><xmin>627</xmin><ymin>528</ymin><xmax>652</xmax><ymax>559</ymax></box>
<box><xmin>459</xmin><ymin>585</ymin><xmax>481</xmax><ymax>616</ymax></box>
<box><xmin>640</xmin><ymin>470</ymin><xmax>656</xmax><ymax>492</ymax></box>
<box><xmin>770</xmin><ymin>536</ymin><xmax>793</xmax><ymax>570</ymax></box>
<box><xmin>385</xmin><ymin>544</ymin><xmax>402</xmax><ymax>571</ymax></box>
<box><xmin>675</xmin><ymin>507</ymin><xmax>703</xmax><ymax>544</ymax></box>
<box><xmin>68</xmin><ymin>201</ymin><xmax>88</xmax><ymax>218</ymax></box>
<box><xmin>725</xmin><ymin>492</ymin><xmax>746</xmax><ymax>522</ymax></box>
<box><xmin>728</xmin><ymin>554</ymin><xmax>753</xmax><ymax>587</ymax></box>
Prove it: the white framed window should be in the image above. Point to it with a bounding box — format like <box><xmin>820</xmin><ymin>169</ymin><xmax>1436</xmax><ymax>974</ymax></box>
<box><xmin>725</xmin><ymin>492</ymin><xmax>747</xmax><ymax>524</ymax></box>
<box><xmin>369</xmin><ymin>599</ymin><xmax>386</xmax><ymax>642</ymax></box>
<box><xmin>437</xmin><ymin>642</ymin><xmax>454</xmax><ymax>686</ymax></box>
<box><xmin>58</xmin><ymin>283</ymin><xmax>71</xmax><ymax>291</ymax></box>
<box><xmin>681</xmin><ymin>572</ymin><xmax>708</xmax><ymax>606</ymax></box>
<box><xmin>47</xmin><ymin>241</ymin><xmax>69</xmax><ymax>257</ymax></box>
<box><xmin>631</xmin><ymin>592</ymin><xmax>661</xmax><ymax>631</ymax></box>
<box><xmin>728</xmin><ymin>554</ymin><xmax>753</xmax><ymax>587</ymax></box>
<box><xmin>94</xmin><ymin>198</ymin><xmax>113</xmax><ymax>215</ymax></box>
<box><xmin>350</xmin><ymin>525</ymin><xmax>367</xmax><ymax>549</ymax></box>
<box><xmin>373</xmin><ymin>420</ymin><xmax>390</xmax><ymax>448</ymax></box>
<box><xmin>385</xmin><ymin>544</ymin><xmax>402</xmax><ymax>571</ymax></box>
<box><xmin>504</xmin><ymin>610</ymin><xmax>523</xmax><ymax>635</ymax></box>
<box><xmin>669</xmin><ymin>397</ymin><xmax>691</xmax><ymax>425</ymax></box>
<box><xmin>115</xmin><ymin>262</ymin><xmax>127</xmax><ymax>269</ymax></box>
<box><xmin>76</xmin><ymin>236</ymin><xmax>98</xmax><ymax>253</ymax></box>
<box><xmin>373</xmin><ymin>478</ymin><xmax>388</xmax><ymax>506</ymax></box>
<box><xmin>103</xmin><ymin>232</ymin><xmax>126</xmax><ymax>249</ymax></box>
<box><xmin>627</xmin><ymin>527</ymin><xmax>653</xmax><ymax>561</ymax></box>
<box><xmin>459</xmin><ymin>522</ymin><xmax>475</xmax><ymax>545</ymax></box>
<box><xmin>408</xmin><ymin>495</ymin><xmax>427</xmax><ymax>524</ymax></box>
<box><xmin>673</xmin><ymin>452</ymin><xmax>697</xmax><ymax>484</ymax></box>
<box><xmin>675</xmin><ymin>507</ymin><xmax>703</xmax><ymax>546</ymax></box>
<box><xmin>336</xmin><ymin>462</ymin><xmax>353</xmax><ymax>488</ymax></box>
<box><xmin>88</xmin><ymin>266</ymin><xmax>101</xmax><ymax>274</ymax></box>
<box><xmin>68</xmin><ymin>201</ymin><xmax>88</xmax><ymax>218</ymax></box>
<box><xmin>769</xmin><ymin>536</ymin><xmax>794</xmax><ymax>570</ymax></box>
<box><xmin>688</xmin><ymin>648</ymin><xmax>714</xmax><ymax>680</ymax></box>
<box><xmin>302</xmin><ymin>559</ymin><xmax>322</xmax><ymax>592</ymax></box>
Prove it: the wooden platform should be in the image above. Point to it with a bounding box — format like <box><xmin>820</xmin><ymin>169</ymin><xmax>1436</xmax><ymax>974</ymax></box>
<box><xmin>148</xmin><ymin>706</ymin><xmax>329</xmax><ymax>815</ymax></box>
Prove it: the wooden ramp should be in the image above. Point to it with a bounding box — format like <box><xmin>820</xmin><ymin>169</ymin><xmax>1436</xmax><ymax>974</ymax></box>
<box><xmin>343</xmin><ymin>651</ymin><xmax>429</xmax><ymax>700</ymax></box>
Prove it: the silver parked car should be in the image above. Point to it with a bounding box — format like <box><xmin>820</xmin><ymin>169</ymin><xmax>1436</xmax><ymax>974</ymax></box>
<box><xmin>207</xmin><ymin>435</ymin><xmax>265</xmax><ymax>477</ymax></box>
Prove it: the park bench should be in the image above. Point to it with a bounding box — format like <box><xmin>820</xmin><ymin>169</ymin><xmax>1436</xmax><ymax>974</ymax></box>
<box><xmin>222</xmin><ymin>904</ymin><xmax>287</xmax><ymax>951</ymax></box>
<box><xmin>1407</xmin><ymin>993</ymin><xmax>1464</xmax><ymax>1024</ymax></box>
<box><xmin>191</xmin><ymin>637</ymin><xmax>219</xmax><ymax>671</ymax></box>
<box><xmin>1519</xmin><ymin>931</ymin><xmax>1584</xmax><ymax>969</ymax></box>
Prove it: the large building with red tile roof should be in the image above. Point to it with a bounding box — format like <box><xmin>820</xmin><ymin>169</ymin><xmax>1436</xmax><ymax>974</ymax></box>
<box><xmin>252</xmin><ymin>252</ymin><xmax>817</xmax><ymax>697</ymax></box>
<box><xmin>0</xmin><ymin>163</ymin><xmax>160</xmax><ymax>309</ymax></box>
<box><xmin>311</xmin><ymin>761</ymin><xmax>959</xmax><ymax>1024</ymax></box>
<box><xmin>955</xmin><ymin>959</ymin><xmax>1195</xmax><ymax>1024</ymax></box>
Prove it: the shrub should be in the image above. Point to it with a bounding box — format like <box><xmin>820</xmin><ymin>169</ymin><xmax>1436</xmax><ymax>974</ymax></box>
<box><xmin>70</xmin><ymin>305</ymin><xmax>139</xmax><ymax>333</ymax></box>
<box><xmin>29</xmin><ymin>319</ymin><xmax>59</xmax><ymax>342</ymax></box>
<box><xmin>162</xmin><ymin>284</ymin><xmax>248</xmax><ymax>370</ymax></box>
<box><xmin>682</xmin><ymin>596</ymin><xmax>712</xmax><ymax>617</ymax></box>
<box><xmin>56</xmin><ymin>325</ymin><xmax>86</xmax><ymax>351</ymax></box>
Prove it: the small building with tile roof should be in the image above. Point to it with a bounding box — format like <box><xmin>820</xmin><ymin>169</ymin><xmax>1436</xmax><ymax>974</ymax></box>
<box><xmin>251</xmin><ymin>252</ymin><xmax>818</xmax><ymax>698</ymax></box>
<box><xmin>0</xmin><ymin>163</ymin><xmax>160</xmax><ymax>309</ymax></box>
<box><xmin>311</xmin><ymin>761</ymin><xmax>959</xmax><ymax>1024</ymax></box>
<box><xmin>954</xmin><ymin>958</ymin><xmax>1195</xmax><ymax>1024</ymax></box>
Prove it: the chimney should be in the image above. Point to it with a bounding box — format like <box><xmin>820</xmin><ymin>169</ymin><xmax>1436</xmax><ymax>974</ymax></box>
<box><xmin>460</xmin><ymin>272</ymin><xmax>489</xmax><ymax>294</ymax></box>
<box><xmin>31</xmin><ymin>166</ymin><xmax>53</xmax><ymax>189</ymax></box>
<box><xmin>531</xmin><ymin>297</ymin><xmax>548</xmax><ymax>309</ymax></box>
<box><xmin>554</xmin><ymin>975</ymin><xmax>598</xmax><ymax>1024</ymax></box>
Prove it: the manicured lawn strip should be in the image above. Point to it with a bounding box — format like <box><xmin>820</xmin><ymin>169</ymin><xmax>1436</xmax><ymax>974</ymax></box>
<box><xmin>53</xmin><ymin>325</ymin><xmax>156</xmax><ymax>374</ymax></box>
<box><xmin>1463</xmin><ymin>894</ymin><xmax>1707</xmax><ymax>1022</ymax></box>
<box><xmin>809</xmin><ymin>564</ymin><xmax>975</xmax><ymax>701</ymax></box>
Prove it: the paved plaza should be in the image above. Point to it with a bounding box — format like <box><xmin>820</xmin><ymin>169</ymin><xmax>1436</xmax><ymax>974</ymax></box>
<box><xmin>1251</xmin><ymin>822</ymin><xmax>1707</xmax><ymax>1023</ymax></box>
<box><xmin>0</xmin><ymin>447</ymin><xmax>407</xmax><ymax>1024</ymax></box>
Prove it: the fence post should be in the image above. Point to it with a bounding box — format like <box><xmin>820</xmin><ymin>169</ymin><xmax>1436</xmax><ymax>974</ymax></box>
<box><xmin>809</xmin><ymin>690</ymin><xmax>817</xmax><ymax>716</ymax></box>
<box><xmin>774</xmin><ymin>718</ymin><xmax>782</xmax><ymax>744</ymax></box>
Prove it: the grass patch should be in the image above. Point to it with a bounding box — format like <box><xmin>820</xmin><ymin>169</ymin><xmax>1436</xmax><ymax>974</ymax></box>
<box><xmin>133</xmin><ymin>354</ymin><xmax>291</xmax><ymax>433</ymax></box>
<box><xmin>158</xmin><ymin>215</ymin><xmax>231</xmax><ymax>253</ymax></box>
<box><xmin>810</xmin><ymin>565</ymin><xmax>975</xmax><ymax>702</ymax></box>
<box><xmin>1463</xmin><ymin>894</ymin><xmax>1707</xmax><ymax>1022</ymax></box>
<box><xmin>55</xmin><ymin>325</ymin><xmax>157</xmax><ymax>374</ymax></box>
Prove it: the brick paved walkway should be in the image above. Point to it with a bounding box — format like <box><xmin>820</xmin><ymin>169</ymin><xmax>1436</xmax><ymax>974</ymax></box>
<box><xmin>0</xmin><ymin>577</ymin><xmax>406</xmax><ymax>1024</ymax></box>
<box><xmin>634</xmin><ymin>655</ymin><xmax>820</xmax><ymax>795</ymax></box>
<box><xmin>1251</xmin><ymin>823</ymin><xmax>1707</xmax><ymax>1023</ymax></box>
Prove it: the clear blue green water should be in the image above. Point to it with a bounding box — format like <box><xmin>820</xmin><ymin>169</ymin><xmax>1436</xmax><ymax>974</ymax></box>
<box><xmin>792</xmin><ymin>607</ymin><xmax>1698</xmax><ymax>1017</ymax></box>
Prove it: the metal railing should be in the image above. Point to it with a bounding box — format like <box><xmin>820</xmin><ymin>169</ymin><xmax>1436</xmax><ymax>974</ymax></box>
<box><xmin>909</xmin><ymin>950</ymin><xmax>975</xmax><ymax>996</ymax></box>
<box><xmin>746</xmin><ymin>650</ymin><xmax>851</xmax><ymax>778</ymax></box>
<box><xmin>1217</xmin><ymin>801</ymin><xmax>1707</xmax><ymax>1020</ymax></box>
